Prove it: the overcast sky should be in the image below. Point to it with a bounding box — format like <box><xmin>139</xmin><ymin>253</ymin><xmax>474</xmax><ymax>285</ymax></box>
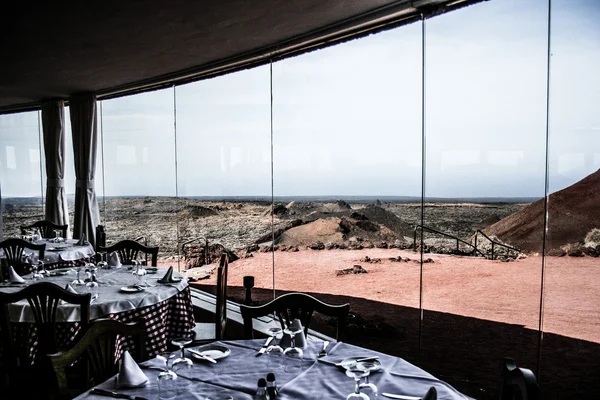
<box><xmin>1</xmin><ymin>0</ymin><xmax>599</xmax><ymax>198</ymax></box>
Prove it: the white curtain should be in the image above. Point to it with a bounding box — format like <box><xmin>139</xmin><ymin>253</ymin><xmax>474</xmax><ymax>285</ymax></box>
<box><xmin>42</xmin><ymin>100</ymin><xmax>69</xmax><ymax>231</ymax></box>
<box><xmin>70</xmin><ymin>93</ymin><xmax>100</xmax><ymax>246</ymax></box>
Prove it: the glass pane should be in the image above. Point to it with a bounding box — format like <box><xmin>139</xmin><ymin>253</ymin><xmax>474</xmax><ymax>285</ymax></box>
<box><xmin>423</xmin><ymin>0</ymin><xmax>547</xmax><ymax>397</ymax></box>
<box><xmin>100</xmin><ymin>89</ymin><xmax>176</xmax><ymax>263</ymax></box>
<box><xmin>272</xmin><ymin>24</ymin><xmax>422</xmax><ymax>355</ymax></box>
<box><xmin>0</xmin><ymin>111</ymin><xmax>44</xmax><ymax>237</ymax></box>
<box><xmin>175</xmin><ymin>66</ymin><xmax>271</xmax><ymax>298</ymax></box>
<box><xmin>542</xmin><ymin>0</ymin><xmax>600</xmax><ymax>397</ymax></box>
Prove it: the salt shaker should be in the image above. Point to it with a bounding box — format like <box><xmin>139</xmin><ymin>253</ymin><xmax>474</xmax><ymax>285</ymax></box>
<box><xmin>266</xmin><ymin>373</ymin><xmax>279</xmax><ymax>399</ymax></box>
<box><xmin>255</xmin><ymin>378</ymin><xmax>270</xmax><ymax>400</ymax></box>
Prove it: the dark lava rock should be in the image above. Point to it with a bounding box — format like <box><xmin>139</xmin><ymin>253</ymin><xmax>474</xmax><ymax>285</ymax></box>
<box><xmin>336</xmin><ymin>265</ymin><xmax>368</xmax><ymax>276</ymax></box>
<box><xmin>567</xmin><ymin>247</ymin><xmax>584</xmax><ymax>257</ymax></box>
<box><xmin>356</xmin><ymin>220</ymin><xmax>379</xmax><ymax>232</ymax></box>
<box><xmin>547</xmin><ymin>248</ymin><xmax>566</xmax><ymax>257</ymax></box>
<box><xmin>183</xmin><ymin>243</ymin><xmax>239</xmax><ymax>269</ymax></box>
<box><xmin>309</xmin><ymin>241</ymin><xmax>325</xmax><ymax>250</ymax></box>
<box><xmin>350</xmin><ymin>211</ymin><xmax>368</xmax><ymax>220</ymax></box>
<box><xmin>272</xmin><ymin>204</ymin><xmax>288</xmax><ymax>216</ymax></box>
<box><xmin>375</xmin><ymin>241</ymin><xmax>388</xmax><ymax>249</ymax></box>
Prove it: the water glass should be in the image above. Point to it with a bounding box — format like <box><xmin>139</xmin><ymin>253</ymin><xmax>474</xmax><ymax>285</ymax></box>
<box><xmin>283</xmin><ymin>326</ymin><xmax>304</xmax><ymax>373</ymax></box>
<box><xmin>157</xmin><ymin>352</ymin><xmax>178</xmax><ymax>399</ymax></box>
<box><xmin>265</xmin><ymin>327</ymin><xmax>285</xmax><ymax>369</ymax></box>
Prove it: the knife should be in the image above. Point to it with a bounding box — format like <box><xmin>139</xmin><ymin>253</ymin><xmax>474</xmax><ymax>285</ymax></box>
<box><xmin>255</xmin><ymin>336</ymin><xmax>274</xmax><ymax>357</ymax></box>
<box><xmin>90</xmin><ymin>388</ymin><xmax>148</xmax><ymax>400</ymax></box>
<box><xmin>335</xmin><ymin>356</ymin><xmax>379</xmax><ymax>367</ymax></box>
<box><xmin>188</xmin><ymin>348</ymin><xmax>217</xmax><ymax>363</ymax></box>
<box><xmin>382</xmin><ymin>393</ymin><xmax>421</xmax><ymax>400</ymax></box>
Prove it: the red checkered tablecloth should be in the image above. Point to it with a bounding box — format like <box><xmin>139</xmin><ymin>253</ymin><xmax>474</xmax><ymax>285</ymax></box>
<box><xmin>9</xmin><ymin>287</ymin><xmax>195</xmax><ymax>364</ymax></box>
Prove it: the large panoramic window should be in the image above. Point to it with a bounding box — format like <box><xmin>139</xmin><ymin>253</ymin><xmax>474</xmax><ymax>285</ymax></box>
<box><xmin>422</xmin><ymin>0</ymin><xmax>547</xmax><ymax>396</ymax></box>
<box><xmin>99</xmin><ymin>89</ymin><xmax>177</xmax><ymax>262</ymax></box>
<box><xmin>272</xmin><ymin>24</ymin><xmax>423</xmax><ymax>354</ymax></box>
<box><xmin>541</xmin><ymin>0</ymin><xmax>600</xmax><ymax>397</ymax></box>
<box><xmin>0</xmin><ymin>111</ymin><xmax>44</xmax><ymax>237</ymax></box>
<box><xmin>175</xmin><ymin>66</ymin><xmax>272</xmax><ymax>296</ymax></box>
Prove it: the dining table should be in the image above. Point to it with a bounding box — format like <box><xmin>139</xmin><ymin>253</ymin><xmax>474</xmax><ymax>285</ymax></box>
<box><xmin>0</xmin><ymin>238</ymin><xmax>96</xmax><ymax>271</ymax></box>
<box><xmin>0</xmin><ymin>265</ymin><xmax>195</xmax><ymax>362</ymax></box>
<box><xmin>73</xmin><ymin>338</ymin><xmax>468</xmax><ymax>400</ymax></box>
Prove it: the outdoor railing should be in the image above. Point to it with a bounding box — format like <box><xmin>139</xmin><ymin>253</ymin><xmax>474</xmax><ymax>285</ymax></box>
<box><xmin>474</xmin><ymin>230</ymin><xmax>520</xmax><ymax>260</ymax></box>
<box><xmin>412</xmin><ymin>225</ymin><xmax>482</xmax><ymax>256</ymax></box>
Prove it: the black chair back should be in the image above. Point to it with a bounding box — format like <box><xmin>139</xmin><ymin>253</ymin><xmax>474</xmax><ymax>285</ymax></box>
<box><xmin>98</xmin><ymin>239</ymin><xmax>159</xmax><ymax>266</ymax></box>
<box><xmin>49</xmin><ymin>318</ymin><xmax>146</xmax><ymax>398</ymax></box>
<box><xmin>240</xmin><ymin>292</ymin><xmax>350</xmax><ymax>340</ymax></box>
<box><xmin>0</xmin><ymin>238</ymin><xmax>46</xmax><ymax>279</ymax></box>
<box><xmin>0</xmin><ymin>282</ymin><xmax>91</xmax><ymax>367</ymax></box>
<box><xmin>20</xmin><ymin>220</ymin><xmax>68</xmax><ymax>239</ymax></box>
<box><xmin>500</xmin><ymin>357</ymin><xmax>540</xmax><ymax>400</ymax></box>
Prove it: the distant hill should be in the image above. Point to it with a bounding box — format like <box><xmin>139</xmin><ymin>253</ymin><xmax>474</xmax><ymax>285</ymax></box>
<box><xmin>484</xmin><ymin>169</ymin><xmax>600</xmax><ymax>253</ymax></box>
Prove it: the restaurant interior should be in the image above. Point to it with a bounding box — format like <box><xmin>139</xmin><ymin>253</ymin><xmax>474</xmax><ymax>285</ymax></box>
<box><xmin>1</xmin><ymin>0</ymin><xmax>599</xmax><ymax>399</ymax></box>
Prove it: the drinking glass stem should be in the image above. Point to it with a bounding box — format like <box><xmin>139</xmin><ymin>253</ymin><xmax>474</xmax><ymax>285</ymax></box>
<box><xmin>354</xmin><ymin>377</ymin><xmax>361</xmax><ymax>394</ymax></box>
<box><xmin>180</xmin><ymin>345</ymin><xmax>185</xmax><ymax>359</ymax></box>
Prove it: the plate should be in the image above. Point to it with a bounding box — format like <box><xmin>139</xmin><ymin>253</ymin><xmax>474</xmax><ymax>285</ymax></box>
<box><xmin>145</xmin><ymin>267</ymin><xmax>158</xmax><ymax>274</ymax></box>
<box><xmin>48</xmin><ymin>270</ymin><xmax>68</xmax><ymax>276</ymax></box>
<box><xmin>339</xmin><ymin>357</ymin><xmax>382</xmax><ymax>372</ymax></box>
<box><xmin>120</xmin><ymin>285</ymin><xmax>145</xmax><ymax>293</ymax></box>
<box><xmin>190</xmin><ymin>344</ymin><xmax>231</xmax><ymax>361</ymax></box>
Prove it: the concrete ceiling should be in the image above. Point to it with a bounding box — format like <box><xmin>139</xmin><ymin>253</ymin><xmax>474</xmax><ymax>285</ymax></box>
<box><xmin>0</xmin><ymin>0</ymin><xmax>483</xmax><ymax>113</ymax></box>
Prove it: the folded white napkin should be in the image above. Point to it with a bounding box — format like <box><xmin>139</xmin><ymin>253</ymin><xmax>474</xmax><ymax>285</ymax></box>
<box><xmin>279</xmin><ymin>318</ymin><xmax>307</xmax><ymax>348</ymax></box>
<box><xmin>116</xmin><ymin>350</ymin><xmax>148</xmax><ymax>388</ymax></box>
<box><xmin>8</xmin><ymin>266</ymin><xmax>25</xmax><ymax>284</ymax></box>
<box><xmin>108</xmin><ymin>252</ymin><xmax>122</xmax><ymax>267</ymax></box>
<box><xmin>157</xmin><ymin>266</ymin><xmax>180</xmax><ymax>284</ymax></box>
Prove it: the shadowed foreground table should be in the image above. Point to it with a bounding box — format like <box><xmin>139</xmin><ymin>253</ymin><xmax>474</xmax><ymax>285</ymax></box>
<box><xmin>75</xmin><ymin>339</ymin><xmax>467</xmax><ymax>399</ymax></box>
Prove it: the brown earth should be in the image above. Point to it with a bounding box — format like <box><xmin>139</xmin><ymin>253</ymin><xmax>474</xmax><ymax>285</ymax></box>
<box><xmin>485</xmin><ymin>169</ymin><xmax>600</xmax><ymax>253</ymax></box>
<box><xmin>192</xmin><ymin>249</ymin><xmax>600</xmax><ymax>399</ymax></box>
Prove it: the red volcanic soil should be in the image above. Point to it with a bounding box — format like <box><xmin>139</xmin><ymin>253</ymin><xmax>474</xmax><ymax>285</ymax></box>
<box><xmin>194</xmin><ymin>248</ymin><xmax>600</xmax><ymax>343</ymax></box>
<box><xmin>485</xmin><ymin>168</ymin><xmax>600</xmax><ymax>253</ymax></box>
<box><xmin>191</xmin><ymin>249</ymin><xmax>600</xmax><ymax>399</ymax></box>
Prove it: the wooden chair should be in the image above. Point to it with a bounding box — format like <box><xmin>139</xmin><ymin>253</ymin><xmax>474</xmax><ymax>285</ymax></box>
<box><xmin>240</xmin><ymin>292</ymin><xmax>350</xmax><ymax>340</ymax></box>
<box><xmin>500</xmin><ymin>357</ymin><xmax>540</xmax><ymax>400</ymax></box>
<box><xmin>0</xmin><ymin>282</ymin><xmax>91</xmax><ymax>395</ymax></box>
<box><xmin>98</xmin><ymin>239</ymin><xmax>159</xmax><ymax>266</ymax></box>
<box><xmin>50</xmin><ymin>319</ymin><xmax>146</xmax><ymax>399</ymax></box>
<box><xmin>0</xmin><ymin>238</ymin><xmax>46</xmax><ymax>279</ymax></box>
<box><xmin>423</xmin><ymin>387</ymin><xmax>437</xmax><ymax>400</ymax></box>
<box><xmin>20</xmin><ymin>220</ymin><xmax>68</xmax><ymax>239</ymax></box>
<box><xmin>191</xmin><ymin>253</ymin><xmax>229</xmax><ymax>344</ymax></box>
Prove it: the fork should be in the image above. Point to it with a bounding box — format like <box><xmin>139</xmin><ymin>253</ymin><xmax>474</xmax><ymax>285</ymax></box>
<box><xmin>318</xmin><ymin>340</ymin><xmax>329</xmax><ymax>357</ymax></box>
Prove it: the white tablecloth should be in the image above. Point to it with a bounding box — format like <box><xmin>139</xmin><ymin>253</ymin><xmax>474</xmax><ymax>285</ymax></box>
<box><xmin>0</xmin><ymin>238</ymin><xmax>95</xmax><ymax>263</ymax></box>
<box><xmin>1</xmin><ymin>267</ymin><xmax>188</xmax><ymax>322</ymax></box>
<box><xmin>74</xmin><ymin>339</ymin><xmax>468</xmax><ymax>400</ymax></box>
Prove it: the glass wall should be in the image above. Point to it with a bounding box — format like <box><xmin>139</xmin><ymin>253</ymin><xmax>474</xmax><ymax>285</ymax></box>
<box><xmin>175</xmin><ymin>67</ymin><xmax>272</xmax><ymax>298</ymax></box>
<box><xmin>272</xmin><ymin>24</ymin><xmax>423</xmax><ymax>359</ymax></box>
<box><xmin>0</xmin><ymin>111</ymin><xmax>44</xmax><ymax>236</ymax></box>
<box><xmin>541</xmin><ymin>0</ymin><xmax>600</xmax><ymax>398</ymax></box>
<box><xmin>1</xmin><ymin>0</ymin><xmax>599</xmax><ymax>397</ymax></box>
<box><xmin>422</xmin><ymin>1</ymin><xmax>548</xmax><ymax>397</ymax></box>
<box><xmin>99</xmin><ymin>89</ymin><xmax>177</xmax><ymax>261</ymax></box>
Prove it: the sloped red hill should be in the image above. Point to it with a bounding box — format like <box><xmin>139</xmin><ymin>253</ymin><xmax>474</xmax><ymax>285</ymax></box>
<box><xmin>484</xmin><ymin>169</ymin><xmax>600</xmax><ymax>253</ymax></box>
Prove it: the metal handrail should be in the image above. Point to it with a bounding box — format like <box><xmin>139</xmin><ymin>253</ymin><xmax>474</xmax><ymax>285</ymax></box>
<box><xmin>474</xmin><ymin>230</ymin><xmax>520</xmax><ymax>260</ymax></box>
<box><xmin>413</xmin><ymin>225</ymin><xmax>482</xmax><ymax>256</ymax></box>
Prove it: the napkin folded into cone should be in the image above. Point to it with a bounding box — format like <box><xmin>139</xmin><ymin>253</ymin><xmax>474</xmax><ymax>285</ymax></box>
<box><xmin>279</xmin><ymin>318</ymin><xmax>307</xmax><ymax>349</ymax></box>
<box><xmin>157</xmin><ymin>266</ymin><xmax>181</xmax><ymax>284</ymax></box>
<box><xmin>116</xmin><ymin>350</ymin><xmax>148</xmax><ymax>388</ymax></box>
<box><xmin>108</xmin><ymin>252</ymin><xmax>122</xmax><ymax>267</ymax></box>
<box><xmin>8</xmin><ymin>266</ymin><xmax>25</xmax><ymax>284</ymax></box>
<box><xmin>75</xmin><ymin>233</ymin><xmax>89</xmax><ymax>246</ymax></box>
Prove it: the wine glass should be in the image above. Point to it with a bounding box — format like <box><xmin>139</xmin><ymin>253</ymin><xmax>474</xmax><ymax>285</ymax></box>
<box><xmin>265</xmin><ymin>327</ymin><xmax>285</xmax><ymax>369</ymax></box>
<box><xmin>171</xmin><ymin>337</ymin><xmax>193</xmax><ymax>389</ymax></box>
<box><xmin>38</xmin><ymin>259</ymin><xmax>49</xmax><ymax>277</ymax></box>
<box><xmin>346</xmin><ymin>366</ymin><xmax>371</xmax><ymax>400</ymax></box>
<box><xmin>32</xmin><ymin>260</ymin><xmax>44</xmax><ymax>280</ymax></box>
<box><xmin>283</xmin><ymin>325</ymin><xmax>304</xmax><ymax>372</ymax></box>
<box><xmin>85</xmin><ymin>264</ymin><xmax>99</xmax><ymax>300</ymax></box>
<box><xmin>157</xmin><ymin>352</ymin><xmax>178</xmax><ymax>400</ymax></box>
<box><xmin>357</xmin><ymin>360</ymin><xmax>379</xmax><ymax>399</ymax></box>
<box><xmin>132</xmin><ymin>260</ymin><xmax>147</xmax><ymax>286</ymax></box>
<box><xmin>54</xmin><ymin>229</ymin><xmax>63</xmax><ymax>243</ymax></box>
<box><xmin>97</xmin><ymin>251</ymin><xmax>109</xmax><ymax>269</ymax></box>
<box><xmin>71</xmin><ymin>262</ymin><xmax>86</xmax><ymax>286</ymax></box>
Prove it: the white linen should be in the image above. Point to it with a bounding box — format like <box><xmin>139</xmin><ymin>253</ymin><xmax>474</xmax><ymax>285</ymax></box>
<box><xmin>2</xmin><ymin>267</ymin><xmax>188</xmax><ymax>322</ymax></box>
<box><xmin>8</xmin><ymin>266</ymin><xmax>25</xmax><ymax>283</ymax></box>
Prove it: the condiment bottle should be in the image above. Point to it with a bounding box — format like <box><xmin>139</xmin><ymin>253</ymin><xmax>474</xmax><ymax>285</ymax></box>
<box><xmin>266</xmin><ymin>373</ymin><xmax>279</xmax><ymax>399</ymax></box>
<box><xmin>255</xmin><ymin>378</ymin><xmax>270</xmax><ymax>400</ymax></box>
